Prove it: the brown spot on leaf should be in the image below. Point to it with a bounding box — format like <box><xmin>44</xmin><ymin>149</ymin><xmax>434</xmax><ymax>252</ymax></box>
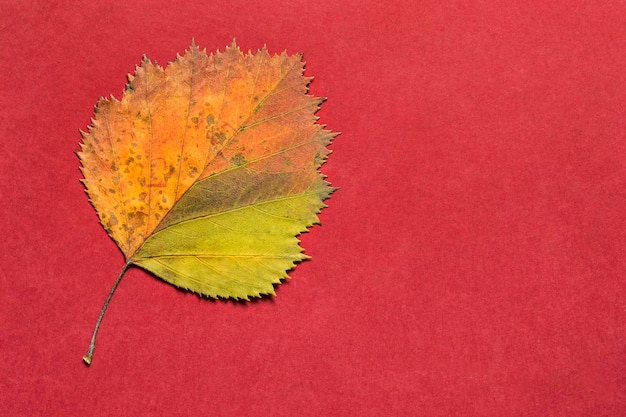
<box><xmin>231</xmin><ymin>153</ymin><xmax>246</xmax><ymax>166</ymax></box>
<box><xmin>163</xmin><ymin>165</ymin><xmax>176</xmax><ymax>183</ymax></box>
<box><xmin>107</xmin><ymin>211</ymin><xmax>119</xmax><ymax>227</ymax></box>
<box><xmin>150</xmin><ymin>158</ymin><xmax>167</xmax><ymax>186</ymax></box>
<box><xmin>216</xmin><ymin>132</ymin><xmax>227</xmax><ymax>144</ymax></box>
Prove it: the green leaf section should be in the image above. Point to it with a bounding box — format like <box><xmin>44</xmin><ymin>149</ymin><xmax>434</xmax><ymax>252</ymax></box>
<box><xmin>131</xmin><ymin>178</ymin><xmax>331</xmax><ymax>299</ymax></box>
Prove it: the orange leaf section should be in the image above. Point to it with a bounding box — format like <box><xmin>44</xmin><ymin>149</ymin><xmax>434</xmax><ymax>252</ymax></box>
<box><xmin>79</xmin><ymin>42</ymin><xmax>321</xmax><ymax>259</ymax></box>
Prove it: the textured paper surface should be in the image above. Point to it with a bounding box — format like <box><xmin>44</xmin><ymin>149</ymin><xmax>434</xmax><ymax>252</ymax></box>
<box><xmin>1</xmin><ymin>1</ymin><xmax>625</xmax><ymax>416</ymax></box>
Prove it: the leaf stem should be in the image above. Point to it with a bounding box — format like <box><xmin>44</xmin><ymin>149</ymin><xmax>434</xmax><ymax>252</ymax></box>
<box><xmin>83</xmin><ymin>261</ymin><xmax>131</xmax><ymax>365</ymax></box>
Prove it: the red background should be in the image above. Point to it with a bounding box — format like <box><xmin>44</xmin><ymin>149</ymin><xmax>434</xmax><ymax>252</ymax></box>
<box><xmin>1</xmin><ymin>1</ymin><xmax>625</xmax><ymax>415</ymax></box>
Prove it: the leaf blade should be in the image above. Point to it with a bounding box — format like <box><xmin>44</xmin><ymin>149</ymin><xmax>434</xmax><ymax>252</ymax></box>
<box><xmin>79</xmin><ymin>42</ymin><xmax>335</xmax><ymax>300</ymax></box>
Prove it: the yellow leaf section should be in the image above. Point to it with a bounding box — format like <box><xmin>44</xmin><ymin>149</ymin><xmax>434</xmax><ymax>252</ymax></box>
<box><xmin>132</xmin><ymin>177</ymin><xmax>331</xmax><ymax>299</ymax></box>
<box><xmin>79</xmin><ymin>42</ymin><xmax>319</xmax><ymax>260</ymax></box>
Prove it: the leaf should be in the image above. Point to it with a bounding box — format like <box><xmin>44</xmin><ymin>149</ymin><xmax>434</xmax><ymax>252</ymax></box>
<box><xmin>78</xmin><ymin>41</ymin><xmax>335</xmax><ymax>364</ymax></box>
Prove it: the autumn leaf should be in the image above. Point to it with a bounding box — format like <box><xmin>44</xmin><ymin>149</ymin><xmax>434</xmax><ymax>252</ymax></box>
<box><xmin>78</xmin><ymin>41</ymin><xmax>335</xmax><ymax>364</ymax></box>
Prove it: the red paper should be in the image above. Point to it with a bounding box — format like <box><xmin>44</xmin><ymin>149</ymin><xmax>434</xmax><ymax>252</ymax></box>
<box><xmin>1</xmin><ymin>1</ymin><xmax>625</xmax><ymax>415</ymax></box>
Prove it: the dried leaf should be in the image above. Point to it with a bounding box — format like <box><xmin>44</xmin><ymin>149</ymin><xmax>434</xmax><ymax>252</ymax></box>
<box><xmin>78</xmin><ymin>41</ymin><xmax>335</xmax><ymax>364</ymax></box>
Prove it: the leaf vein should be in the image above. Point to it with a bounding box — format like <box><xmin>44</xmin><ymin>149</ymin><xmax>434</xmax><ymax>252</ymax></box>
<box><xmin>201</xmin><ymin>135</ymin><xmax>321</xmax><ymax>179</ymax></box>
<box><xmin>201</xmin><ymin>56</ymin><xmax>302</xmax><ymax>171</ymax></box>
<box><xmin>173</xmin><ymin>48</ymin><xmax>195</xmax><ymax>199</ymax></box>
<box><xmin>151</xmin><ymin>190</ymin><xmax>323</xmax><ymax>235</ymax></box>
<box><xmin>149</xmin><ymin>258</ymin><xmax>231</xmax><ymax>294</ymax></box>
<box><xmin>102</xmin><ymin>110</ymin><xmax>133</xmax><ymax>254</ymax></box>
<box><xmin>251</xmin><ymin>205</ymin><xmax>295</xmax><ymax>221</ymax></box>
